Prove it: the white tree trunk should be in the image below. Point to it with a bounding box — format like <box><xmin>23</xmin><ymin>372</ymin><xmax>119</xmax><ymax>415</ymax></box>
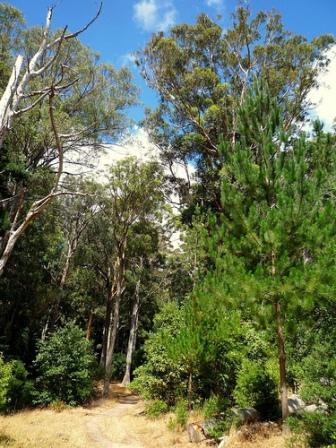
<box><xmin>103</xmin><ymin>252</ymin><xmax>126</xmax><ymax>397</ymax></box>
<box><xmin>122</xmin><ymin>278</ymin><xmax>141</xmax><ymax>386</ymax></box>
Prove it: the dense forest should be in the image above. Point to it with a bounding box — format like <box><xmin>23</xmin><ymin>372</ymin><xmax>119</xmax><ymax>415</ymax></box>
<box><xmin>0</xmin><ymin>2</ymin><xmax>336</xmax><ymax>447</ymax></box>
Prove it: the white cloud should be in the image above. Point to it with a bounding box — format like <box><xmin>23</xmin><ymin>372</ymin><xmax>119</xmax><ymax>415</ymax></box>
<box><xmin>133</xmin><ymin>0</ymin><xmax>177</xmax><ymax>32</ymax></box>
<box><xmin>308</xmin><ymin>45</ymin><xmax>336</xmax><ymax>128</ymax></box>
<box><xmin>206</xmin><ymin>0</ymin><xmax>223</xmax><ymax>8</ymax></box>
<box><xmin>120</xmin><ymin>52</ymin><xmax>137</xmax><ymax>67</ymax></box>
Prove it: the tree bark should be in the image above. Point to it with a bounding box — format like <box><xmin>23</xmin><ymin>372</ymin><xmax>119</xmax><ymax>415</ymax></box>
<box><xmin>122</xmin><ymin>278</ymin><xmax>141</xmax><ymax>386</ymax></box>
<box><xmin>271</xmin><ymin>250</ymin><xmax>288</xmax><ymax>421</ymax></box>
<box><xmin>103</xmin><ymin>291</ymin><xmax>121</xmax><ymax>397</ymax></box>
<box><xmin>41</xmin><ymin>238</ymin><xmax>75</xmax><ymax>340</ymax></box>
<box><xmin>102</xmin><ymin>250</ymin><xmax>126</xmax><ymax>397</ymax></box>
<box><xmin>275</xmin><ymin>300</ymin><xmax>289</xmax><ymax>421</ymax></box>
<box><xmin>0</xmin><ymin>4</ymin><xmax>102</xmax><ymax>149</ymax></box>
<box><xmin>100</xmin><ymin>287</ymin><xmax>113</xmax><ymax>368</ymax></box>
<box><xmin>0</xmin><ymin>5</ymin><xmax>102</xmax><ymax>276</ymax></box>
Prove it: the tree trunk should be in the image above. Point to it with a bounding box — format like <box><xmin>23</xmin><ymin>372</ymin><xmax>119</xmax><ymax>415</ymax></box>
<box><xmin>103</xmin><ymin>291</ymin><xmax>121</xmax><ymax>397</ymax></box>
<box><xmin>86</xmin><ymin>311</ymin><xmax>94</xmax><ymax>340</ymax></box>
<box><xmin>0</xmin><ymin>229</ymin><xmax>20</xmax><ymax>277</ymax></box>
<box><xmin>271</xmin><ymin>251</ymin><xmax>288</xmax><ymax>421</ymax></box>
<box><xmin>41</xmin><ymin>241</ymin><xmax>74</xmax><ymax>339</ymax></box>
<box><xmin>122</xmin><ymin>278</ymin><xmax>141</xmax><ymax>386</ymax></box>
<box><xmin>102</xmin><ymin>251</ymin><xmax>125</xmax><ymax>397</ymax></box>
<box><xmin>275</xmin><ymin>300</ymin><xmax>289</xmax><ymax>421</ymax></box>
<box><xmin>100</xmin><ymin>290</ymin><xmax>112</xmax><ymax>368</ymax></box>
<box><xmin>0</xmin><ymin>55</ymin><xmax>24</xmax><ymax>147</ymax></box>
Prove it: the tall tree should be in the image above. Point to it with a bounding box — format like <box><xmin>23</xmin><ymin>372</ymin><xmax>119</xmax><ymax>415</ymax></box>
<box><xmin>0</xmin><ymin>4</ymin><xmax>137</xmax><ymax>276</ymax></box>
<box><xmin>78</xmin><ymin>158</ymin><xmax>166</xmax><ymax>396</ymax></box>
<box><xmin>138</xmin><ymin>6</ymin><xmax>334</xmax><ymax>213</ymax></box>
<box><xmin>204</xmin><ymin>81</ymin><xmax>336</xmax><ymax>420</ymax></box>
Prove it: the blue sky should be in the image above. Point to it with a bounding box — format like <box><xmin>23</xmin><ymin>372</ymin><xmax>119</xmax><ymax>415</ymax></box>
<box><xmin>8</xmin><ymin>0</ymin><xmax>336</xmax><ymax>123</ymax></box>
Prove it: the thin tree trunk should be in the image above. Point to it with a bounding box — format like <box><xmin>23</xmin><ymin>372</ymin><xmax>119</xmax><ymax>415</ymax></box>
<box><xmin>103</xmin><ymin>291</ymin><xmax>121</xmax><ymax>397</ymax></box>
<box><xmin>86</xmin><ymin>311</ymin><xmax>94</xmax><ymax>340</ymax></box>
<box><xmin>100</xmin><ymin>288</ymin><xmax>113</xmax><ymax>368</ymax></box>
<box><xmin>122</xmin><ymin>278</ymin><xmax>141</xmax><ymax>386</ymax></box>
<box><xmin>271</xmin><ymin>251</ymin><xmax>288</xmax><ymax>421</ymax></box>
<box><xmin>275</xmin><ymin>300</ymin><xmax>289</xmax><ymax>421</ymax></box>
<box><xmin>103</xmin><ymin>251</ymin><xmax>125</xmax><ymax>397</ymax></box>
<box><xmin>41</xmin><ymin>240</ymin><xmax>74</xmax><ymax>340</ymax></box>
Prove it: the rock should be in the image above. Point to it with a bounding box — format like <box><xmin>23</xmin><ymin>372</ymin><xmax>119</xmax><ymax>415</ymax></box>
<box><xmin>288</xmin><ymin>394</ymin><xmax>328</xmax><ymax>414</ymax></box>
<box><xmin>218</xmin><ymin>436</ymin><xmax>230</xmax><ymax>448</ymax></box>
<box><xmin>304</xmin><ymin>402</ymin><xmax>328</xmax><ymax>413</ymax></box>
<box><xmin>187</xmin><ymin>423</ymin><xmax>205</xmax><ymax>443</ymax></box>
<box><xmin>304</xmin><ymin>404</ymin><xmax>319</xmax><ymax>413</ymax></box>
<box><xmin>232</xmin><ymin>407</ymin><xmax>259</xmax><ymax>424</ymax></box>
<box><xmin>288</xmin><ymin>394</ymin><xmax>305</xmax><ymax>414</ymax></box>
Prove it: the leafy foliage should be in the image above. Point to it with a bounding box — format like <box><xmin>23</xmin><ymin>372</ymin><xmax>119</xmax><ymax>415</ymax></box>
<box><xmin>0</xmin><ymin>356</ymin><xmax>34</xmax><ymax>412</ymax></box>
<box><xmin>34</xmin><ymin>323</ymin><xmax>95</xmax><ymax>406</ymax></box>
<box><xmin>139</xmin><ymin>6</ymin><xmax>334</xmax><ymax>213</ymax></box>
<box><xmin>233</xmin><ymin>360</ymin><xmax>279</xmax><ymax>420</ymax></box>
<box><xmin>131</xmin><ymin>302</ymin><xmax>187</xmax><ymax>404</ymax></box>
<box><xmin>145</xmin><ymin>399</ymin><xmax>169</xmax><ymax>419</ymax></box>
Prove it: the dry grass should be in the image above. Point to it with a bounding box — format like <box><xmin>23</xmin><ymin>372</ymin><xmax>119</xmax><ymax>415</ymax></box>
<box><xmin>0</xmin><ymin>407</ymin><xmax>92</xmax><ymax>448</ymax></box>
<box><xmin>0</xmin><ymin>385</ymin><xmax>289</xmax><ymax>448</ymax></box>
<box><xmin>226</xmin><ymin>422</ymin><xmax>288</xmax><ymax>448</ymax></box>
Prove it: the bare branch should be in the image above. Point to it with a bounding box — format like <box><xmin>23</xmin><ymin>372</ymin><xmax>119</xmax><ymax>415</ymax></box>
<box><xmin>46</xmin><ymin>2</ymin><xmax>103</xmax><ymax>50</ymax></box>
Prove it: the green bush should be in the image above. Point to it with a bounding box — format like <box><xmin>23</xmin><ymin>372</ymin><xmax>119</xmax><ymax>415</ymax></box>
<box><xmin>233</xmin><ymin>359</ymin><xmax>279</xmax><ymax>420</ymax></box>
<box><xmin>175</xmin><ymin>399</ymin><xmax>188</xmax><ymax>428</ymax></box>
<box><xmin>288</xmin><ymin>413</ymin><xmax>336</xmax><ymax>447</ymax></box>
<box><xmin>145</xmin><ymin>399</ymin><xmax>169</xmax><ymax>419</ymax></box>
<box><xmin>0</xmin><ymin>356</ymin><xmax>34</xmax><ymax>412</ymax></box>
<box><xmin>167</xmin><ymin>399</ymin><xmax>189</xmax><ymax>431</ymax></box>
<box><xmin>202</xmin><ymin>394</ymin><xmax>228</xmax><ymax>419</ymax></box>
<box><xmin>110</xmin><ymin>352</ymin><xmax>126</xmax><ymax>380</ymax></box>
<box><xmin>131</xmin><ymin>303</ymin><xmax>187</xmax><ymax>404</ymax></box>
<box><xmin>289</xmin><ymin>338</ymin><xmax>336</xmax><ymax>447</ymax></box>
<box><xmin>34</xmin><ymin>323</ymin><xmax>95</xmax><ymax>406</ymax></box>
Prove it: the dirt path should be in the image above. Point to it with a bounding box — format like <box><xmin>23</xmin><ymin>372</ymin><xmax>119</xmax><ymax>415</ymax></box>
<box><xmin>85</xmin><ymin>385</ymin><xmax>145</xmax><ymax>448</ymax></box>
<box><xmin>0</xmin><ymin>385</ymin><xmax>286</xmax><ymax>448</ymax></box>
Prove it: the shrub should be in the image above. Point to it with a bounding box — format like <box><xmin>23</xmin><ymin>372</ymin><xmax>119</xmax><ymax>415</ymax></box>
<box><xmin>166</xmin><ymin>399</ymin><xmax>188</xmax><ymax>431</ymax></box>
<box><xmin>289</xmin><ymin>338</ymin><xmax>336</xmax><ymax>447</ymax></box>
<box><xmin>131</xmin><ymin>303</ymin><xmax>188</xmax><ymax>404</ymax></box>
<box><xmin>110</xmin><ymin>352</ymin><xmax>126</xmax><ymax>380</ymax></box>
<box><xmin>288</xmin><ymin>413</ymin><xmax>336</xmax><ymax>447</ymax></box>
<box><xmin>175</xmin><ymin>399</ymin><xmax>188</xmax><ymax>428</ymax></box>
<box><xmin>203</xmin><ymin>394</ymin><xmax>227</xmax><ymax>419</ymax></box>
<box><xmin>34</xmin><ymin>322</ymin><xmax>95</xmax><ymax>406</ymax></box>
<box><xmin>0</xmin><ymin>356</ymin><xmax>34</xmax><ymax>412</ymax></box>
<box><xmin>145</xmin><ymin>399</ymin><xmax>169</xmax><ymax>419</ymax></box>
<box><xmin>233</xmin><ymin>359</ymin><xmax>279</xmax><ymax>420</ymax></box>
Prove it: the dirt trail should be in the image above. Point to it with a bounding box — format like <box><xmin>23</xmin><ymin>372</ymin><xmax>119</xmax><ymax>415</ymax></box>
<box><xmin>85</xmin><ymin>384</ymin><xmax>146</xmax><ymax>448</ymax></box>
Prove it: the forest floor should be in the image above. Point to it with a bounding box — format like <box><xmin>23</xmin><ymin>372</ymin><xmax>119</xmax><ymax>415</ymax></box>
<box><xmin>0</xmin><ymin>383</ymin><xmax>288</xmax><ymax>448</ymax></box>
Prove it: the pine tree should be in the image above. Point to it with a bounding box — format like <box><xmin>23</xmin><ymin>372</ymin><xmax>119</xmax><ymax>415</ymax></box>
<box><xmin>206</xmin><ymin>80</ymin><xmax>336</xmax><ymax>420</ymax></box>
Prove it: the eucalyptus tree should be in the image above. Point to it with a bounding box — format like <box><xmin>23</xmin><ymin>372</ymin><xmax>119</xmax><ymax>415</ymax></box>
<box><xmin>138</xmin><ymin>6</ymin><xmax>334</xmax><ymax>213</ymax></box>
<box><xmin>0</xmin><ymin>4</ymin><xmax>137</xmax><ymax>276</ymax></box>
<box><xmin>41</xmin><ymin>178</ymin><xmax>100</xmax><ymax>340</ymax></box>
<box><xmin>78</xmin><ymin>158</ymin><xmax>166</xmax><ymax>396</ymax></box>
<box><xmin>121</xmin><ymin>218</ymin><xmax>166</xmax><ymax>386</ymax></box>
